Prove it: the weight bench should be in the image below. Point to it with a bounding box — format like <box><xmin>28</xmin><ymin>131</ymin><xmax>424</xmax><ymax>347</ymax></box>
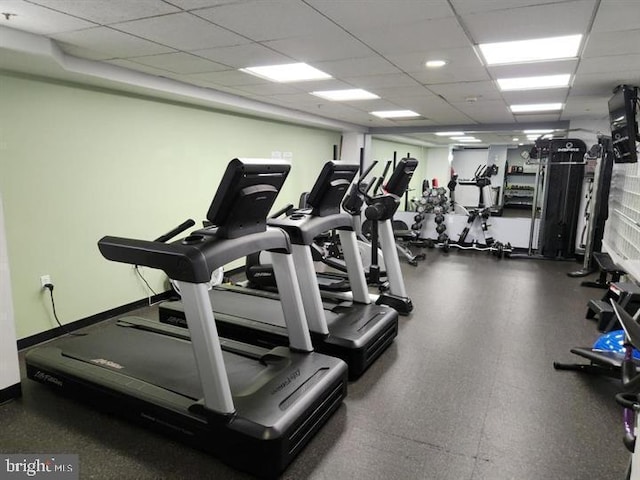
<box><xmin>581</xmin><ymin>252</ymin><xmax>626</xmax><ymax>289</ymax></box>
<box><xmin>586</xmin><ymin>282</ymin><xmax>640</xmax><ymax>332</ymax></box>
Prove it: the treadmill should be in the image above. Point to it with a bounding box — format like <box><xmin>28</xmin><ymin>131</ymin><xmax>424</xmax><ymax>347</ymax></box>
<box><xmin>159</xmin><ymin>161</ymin><xmax>399</xmax><ymax>379</ymax></box>
<box><xmin>25</xmin><ymin>158</ymin><xmax>348</xmax><ymax>479</ymax></box>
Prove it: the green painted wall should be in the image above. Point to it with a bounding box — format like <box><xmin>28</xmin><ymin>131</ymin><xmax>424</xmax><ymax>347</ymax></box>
<box><xmin>0</xmin><ymin>73</ymin><xmax>340</xmax><ymax>339</ymax></box>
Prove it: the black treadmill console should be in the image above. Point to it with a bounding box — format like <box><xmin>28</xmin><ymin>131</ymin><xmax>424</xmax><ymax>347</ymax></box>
<box><xmin>99</xmin><ymin>159</ymin><xmax>294</xmax><ymax>282</ymax></box>
<box><xmin>306</xmin><ymin>161</ymin><xmax>359</xmax><ymax>217</ymax></box>
<box><xmin>384</xmin><ymin>157</ymin><xmax>418</xmax><ymax>197</ymax></box>
<box><xmin>207</xmin><ymin>158</ymin><xmax>291</xmax><ymax>239</ymax></box>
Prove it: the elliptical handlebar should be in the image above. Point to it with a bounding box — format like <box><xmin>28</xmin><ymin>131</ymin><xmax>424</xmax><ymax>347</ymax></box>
<box><xmin>373</xmin><ymin>161</ymin><xmax>393</xmax><ymax>195</ymax></box>
<box><xmin>355</xmin><ymin>160</ymin><xmax>379</xmax><ymax>202</ymax></box>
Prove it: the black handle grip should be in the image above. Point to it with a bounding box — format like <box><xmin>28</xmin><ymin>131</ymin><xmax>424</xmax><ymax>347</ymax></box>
<box><xmin>359</xmin><ymin>160</ymin><xmax>378</xmax><ymax>183</ymax></box>
<box><xmin>270</xmin><ymin>204</ymin><xmax>294</xmax><ymax>219</ymax></box>
<box><xmin>372</xmin><ymin>175</ymin><xmax>385</xmax><ymax>195</ymax></box>
<box><xmin>616</xmin><ymin>392</ymin><xmax>639</xmax><ymax>410</ymax></box>
<box><xmin>154</xmin><ymin>219</ymin><xmax>196</xmax><ymax>243</ymax></box>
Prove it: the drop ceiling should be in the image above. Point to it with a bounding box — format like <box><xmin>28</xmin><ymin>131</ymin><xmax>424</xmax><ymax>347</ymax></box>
<box><xmin>1</xmin><ymin>0</ymin><xmax>638</xmax><ymax>146</ymax></box>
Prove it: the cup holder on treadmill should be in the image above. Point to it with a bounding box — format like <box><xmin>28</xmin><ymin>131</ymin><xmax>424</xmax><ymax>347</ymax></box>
<box><xmin>182</xmin><ymin>234</ymin><xmax>205</xmax><ymax>245</ymax></box>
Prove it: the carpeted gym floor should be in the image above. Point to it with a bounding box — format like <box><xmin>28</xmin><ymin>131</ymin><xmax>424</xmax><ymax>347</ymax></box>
<box><xmin>0</xmin><ymin>251</ymin><xmax>629</xmax><ymax>479</ymax></box>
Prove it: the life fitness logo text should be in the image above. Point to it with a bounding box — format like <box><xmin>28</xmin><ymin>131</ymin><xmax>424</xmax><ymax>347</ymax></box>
<box><xmin>1</xmin><ymin>455</ymin><xmax>78</xmax><ymax>479</ymax></box>
<box><xmin>556</xmin><ymin>141</ymin><xmax>581</xmax><ymax>153</ymax></box>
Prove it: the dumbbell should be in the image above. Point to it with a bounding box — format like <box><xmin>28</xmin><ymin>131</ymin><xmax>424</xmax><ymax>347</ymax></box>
<box><xmin>436</xmin><ymin>224</ymin><xmax>447</xmax><ymax>234</ymax></box>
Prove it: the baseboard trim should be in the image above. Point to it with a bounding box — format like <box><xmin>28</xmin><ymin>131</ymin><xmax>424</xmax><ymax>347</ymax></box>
<box><xmin>0</xmin><ymin>382</ymin><xmax>22</xmax><ymax>403</ymax></box>
<box><xmin>17</xmin><ymin>291</ymin><xmax>175</xmax><ymax>350</ymax></box>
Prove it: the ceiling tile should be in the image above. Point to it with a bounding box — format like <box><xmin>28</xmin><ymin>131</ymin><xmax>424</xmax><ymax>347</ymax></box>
<box><xmin>128</xmin><ymin>52</ymin><xmax>228</xmax><ymax>74</ymax></box>
<box><xmin>0</xmin><ymin>1</ymin><xmax>94</xmax><ymax>34</ymax></box>
<box><xmin>346</xmin><ymin>98</ymin><xmax>408</xmax><ymax>113</ymax></box>
<box><xmin>191</xmin><ymin>43</ymin><xmax>292</xmax><ymax>68</ymax></box>
<box><xmin>451</xmin><ymin>0</ymin><xmax>566</xmax><ymax>15</ymax></box>
<box><xmin>372</xmin><ymin>85</ymin><xmax>435</xmax><ymax>99</ymax></box>
<box><xmin>193</xmin><ymin>0</ymin><xmax>339</xmax><ymax>41</ymax></box>
<box><xmin>263</xmin><ymin>31</ymin><xmax>373</xmax><ymax>63</ymax></box>
<box><xmin>384</xmin><ymin>47</ymin><xmax>483</xmax><ymax>74</ymax></box>
<box><xmin>501</xmin><ymin>89</ymin><xmax>568</xmax><ymax>104</ymax></box>
<box><xmin>267</xmin><ymin>93</ymin><xmax>332</xmax><ymax>107</ymax></box>
<box><xmin>51</xmin><ymin>27</ymin><xmax>175</xmax><ymax>58</ymax></box>
<box><xmin>356</xmin><ymin>17</ymin><xmax>470</xmax><ymax>54</ymax></box>
<box><xmin>582</xmin><ymin>29</ymin><xmax>640</xmax><ymax>58</ymax></box>
<box><xmin>577</xmin><ymin>54</ymin><xmax>640</xmax><ymax>74</ymax></box>
<box><xmin>411</xmin><ymin>67</ymin><xmax>491</xmax><ymax>85</ymax></box>
<box><xmin>165</xmin><ymin>0</ymin><xmax>249</xmax><ymax>10</ymax></box>
<box><xmin>306</xmin><ymin>0</ymin><xmax>454</xmax><ymax>33</ymax></box>
<box><xmin>389</xmin><ymin>96</ymin><xmax>474</xmax><ymax>123</ymax></box>
<box><xmin>315</xmin><ymin>56</ymin><xmax>401</xmax><ymax>77</ymax></box>
<box><xmin>487</xmin><ymin>59</ymin><xmax>579</xmax><ymax>78</ymax></box>
<box><xmin>450</xmin><ymin>99</ymin><xmax>513</xmax><ymax>123</ymax></box>
<box><xmin>290</xmin><ymin>79</ymin><xmax>355</xmax><ymax>92</ymax></box>
<box><xmin>27</xmin><ymin>0</ymin><xmax>180</xmax><ymax>24</ymax></box>
<box><xmin>234</xmin><ymin>83</ymin><xmax>305</xmax><ymax>96</ymax></box>
<box><xmin>462</xmin><ymin>0</ymin><xmax>597</xmax><ymax>43</ymax></box>
<box><xmin>341</xmin><ymin>73</ymin><xmax>424</xmax><ymax>90</ymax></box>
<box><xmin>428</xmin><ymin>81</ymin><xmax>503</xmax><ymax>102</ymax></box>
<box><xmin>591</xmin><ymin>0</ymin><xmax>640</xmax><ymax>32</ymax></box>
<box><xmin>561</xmin><ymin>95</ymin><xmax>610</xmax><ymax>119</ymax></box>
<box><xmin>570</xmin><ymin>71</ymin><xmax>639</xmax><ymax>96</ymax></box>
<box><xmin>188</xmin><ymin>69</ymin><xmax>263</xmax><ymax>86</ymax></box>
<box><xmin>113</xmin><ymin>12</ymin><xmax>247</xmax><ymax>50</ymax></box>
<box><xmin>514</xmin><ymin>113</ymin><xmax>562</xmax><ymax>123</ymax></box>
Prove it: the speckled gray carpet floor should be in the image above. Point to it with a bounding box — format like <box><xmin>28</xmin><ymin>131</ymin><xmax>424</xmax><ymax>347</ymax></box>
<box><xmin>0</xmin><ymin>252</ymin><xmax>629</xmax><ymax>479</ymax></box>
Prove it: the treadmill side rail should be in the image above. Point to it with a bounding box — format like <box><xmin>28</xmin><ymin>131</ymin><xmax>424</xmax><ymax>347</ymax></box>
<box><xmin>338</xmin><ymin>229</ymin><xmax>371</xmax><ymax>305</ymax></box>
<box><xmin>271</xmin><ymin>252</ymin><xmax>314</xmax><ymax>352</ymax></box>
<box><xmin>176</xmin><ymin>280</ymin><xmax>235</xmax><ymax>414</ymax></box>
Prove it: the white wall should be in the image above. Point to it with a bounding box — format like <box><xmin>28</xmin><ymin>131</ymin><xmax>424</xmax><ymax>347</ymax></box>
<box><xmin>424</xmin><ymin>147</ymin><xmax>451</xmax><ymax>189</ymax></box>
<box><xmin>0</xmin><ymin>193</ymin><xmax>20</xmax><ymax>396</ymax></box>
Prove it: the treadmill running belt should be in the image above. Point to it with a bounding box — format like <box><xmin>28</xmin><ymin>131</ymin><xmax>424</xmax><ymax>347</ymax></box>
<box><xmin>56</xmin><ymin>323</ymin><xmax>267</xmax><ymax>399</ymax></box>
<box><xmin>211</xmin><ymin>288</ymin><xmax>341</xmax><ymax>327</ymax></box>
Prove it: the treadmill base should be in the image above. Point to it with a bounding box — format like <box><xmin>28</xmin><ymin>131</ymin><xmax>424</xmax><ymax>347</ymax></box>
<box><xmin>25</xmin><ymin>323</ymin><xmax>348</xmax><ymax>479</ymax></box>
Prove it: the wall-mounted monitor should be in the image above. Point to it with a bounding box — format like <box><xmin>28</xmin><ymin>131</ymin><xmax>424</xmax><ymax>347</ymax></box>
<box><xmin>608</xmin><ymin>84</ymin><xmax>639</xmax><ymax>164</ymax></box>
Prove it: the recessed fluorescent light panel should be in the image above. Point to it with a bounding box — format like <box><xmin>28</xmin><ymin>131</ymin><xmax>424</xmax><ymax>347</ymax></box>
<box><xmin>523</xmin><ymin>129</ymin><xmax>554</xmax><ymax>134</ymax></box>
<box><xmin>311</xmin><ymin>89</ymin><xmax>379</xmax><ymax>101</ymax></box>
<box><xmin>426</xmin><ymin>60</ymin><xmax>447</xmax><ymax>68</ymax></box>
<box><xmin>450</xmin><ymin>136</ymin><xmax>482</xmax><ymax>142</ymax></box>
<box><xmin>370</xmin><ymin>110</ymin><xmax>420</xmax><ymax>118</ymax></box>
<box><xmin>497</xmin><ymin>74</ymin><xmax>571</xmax><ymax>91</ymax></box>
<box><xmin>479</xmin><ymin>34</ymin><xmax>582</xmax><ymax>65</ymax></box>
<box><xmin>240</xmin><ymin>63</ymin><xmax>331</xmax><ymax>82</ymax></box>
<box><xmin>435</xmin><ymin>131</ymin><xmax>465</xmax><ymax>136</ymax></box>
<box><xmin>510</xmin><ymin>103</ymin><xmax>563</xmax><ymax>113</ymax></box>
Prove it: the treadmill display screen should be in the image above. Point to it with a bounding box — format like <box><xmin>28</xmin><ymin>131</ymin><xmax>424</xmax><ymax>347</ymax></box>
<box><xmin>207</xmin><ymin>158</ymin><xmax>291</xmax><ymax>238</ymax></box>
<box><xmin>306</xmin><ymin>161</ymin><xmax>359</xmax><ymax>217</ymax></box>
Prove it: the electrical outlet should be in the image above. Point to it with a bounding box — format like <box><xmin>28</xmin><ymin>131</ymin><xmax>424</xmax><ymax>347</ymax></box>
<box><xmin>40</xmin><ymin>275</ymin><xmax>51</xmax><ymax>288</ymax></box>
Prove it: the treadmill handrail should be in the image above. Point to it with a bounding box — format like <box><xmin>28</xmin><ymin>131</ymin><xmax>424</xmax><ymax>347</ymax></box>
<box><xmin>98</xmin><ymin>227</ymin><xmax>291</xmax><ymax>283</ymax></box>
